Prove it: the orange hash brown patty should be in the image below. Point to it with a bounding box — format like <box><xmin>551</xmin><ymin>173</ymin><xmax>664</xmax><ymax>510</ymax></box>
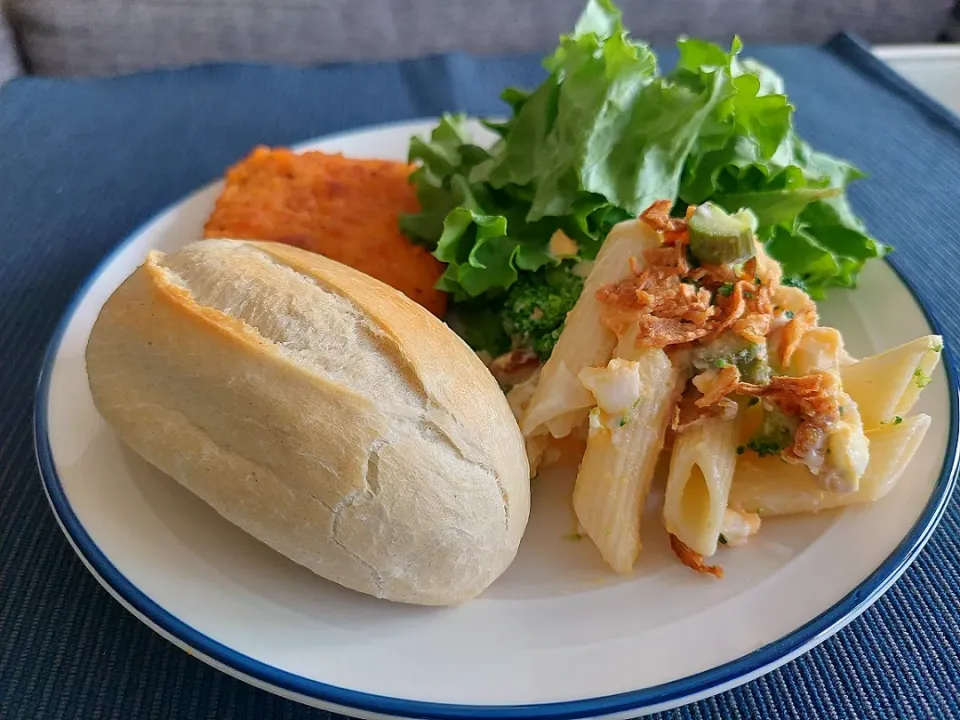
<box><xmin>203</xmin><ymin>146</ymin><xmax>448</xmax><ymax>316</ymax></box>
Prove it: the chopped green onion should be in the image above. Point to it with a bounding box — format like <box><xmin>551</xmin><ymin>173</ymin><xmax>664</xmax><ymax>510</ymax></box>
<box><xmin>619</xmin><ymin>397</ymin><xmax>643</xmax><ymax>427</ymax></box>
<box><xmin>748</xmin><ymin>439</ymin><xmax>786</xmax><ymax>457</ymax></box>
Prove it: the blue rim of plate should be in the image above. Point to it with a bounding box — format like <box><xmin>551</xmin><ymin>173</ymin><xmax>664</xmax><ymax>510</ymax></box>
<box><xmin>33</xmin><ymin>124</ymin><xmax>960</xmax><ymax>720</ymax></box>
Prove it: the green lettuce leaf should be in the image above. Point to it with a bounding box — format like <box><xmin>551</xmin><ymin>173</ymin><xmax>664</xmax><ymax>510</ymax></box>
<box><xmin>400</xmin><ymin>0</ymin><xmax>887</xmax><ymax>351</ymax></box>
<box><xmin>711</xmin><ymin>187</ymin><xmax>841</xmax><ymax>227</ymax></box>
<box><xmin>433</xmin><ymin>208</ymin><xmax>558</xmax><ymax>299</ymax></box>
<box><xmin>676</xmin><ymin>55</ymin><xmax>885</xmax><ymax>296</ymax></box>
<box><xmin>485</xmin><ymin>8</ymin><xmax>732</xmax><ymax>222</ymax></box>
<box><xmin>399</xmin><ymin>114</ymin><xmax>493</xmax><ymax>245</ymax></box>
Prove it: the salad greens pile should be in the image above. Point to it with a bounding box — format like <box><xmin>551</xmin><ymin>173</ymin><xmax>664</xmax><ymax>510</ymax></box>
<box><xmin>399</xmin><ymin>0</ymin><xmax>885</xmax><ymax>359</ymax></box>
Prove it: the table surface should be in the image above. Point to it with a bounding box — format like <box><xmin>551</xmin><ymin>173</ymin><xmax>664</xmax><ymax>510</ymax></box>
<box><xmin>3</xmin><ymin>33</ymin><xmax>960</xmax><ymax>720</ymax></box>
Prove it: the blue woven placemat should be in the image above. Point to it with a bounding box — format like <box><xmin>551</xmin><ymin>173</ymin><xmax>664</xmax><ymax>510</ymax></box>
<box><xmin>2</xmin><ymin>33</ymin><xmax>960</xmax><ymax>720</ymax></box>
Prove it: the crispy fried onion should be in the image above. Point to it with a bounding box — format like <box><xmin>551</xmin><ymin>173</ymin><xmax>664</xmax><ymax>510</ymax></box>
<box><xmin>693</xmin><ymin>365</ymin><xmax>740</xmax><ymax>407</ymax></box>
<box><xmin>699</xmin><ymin>364</ymin><xmax>842</xmax><ymax>467</ymax></box>
<box><xmin>670</xmin><ymin>534</ymin><xmax>724</xmax><ymax>578</ymax></box>
<box><xmin>778</xmin><ymin>305</ymin><xmax>818</xmax><ymax>367</ymax></box>
<box><xmin>738</xmin><ymin>371</ymin><xmax>842</xmax><ymax>469</ymax></box>
<box><xmin>596</xmin><ymin>202</ymin><xmax>776</xmax><ymax>350</ymax></box>
<box><xmin>671</xmin><ymin>368</ymin><xmax>740</xmax><ymax>433</ymax></box>
<box><xmin>489</xmin><ymin>348</ymin><xmax>541</xmax><ymax>388</ymax></box>
<box><xmin>639</xmin><ymin>198</ymin><xmax>692</xmax><ymax>243</ymax></box>
<box><xmin>737</xmin><ymin>371</ymin><xmax>841</xmax><ymax>420</ymax></box>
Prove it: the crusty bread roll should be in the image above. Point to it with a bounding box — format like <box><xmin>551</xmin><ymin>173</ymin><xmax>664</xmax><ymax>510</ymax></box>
<box><xmin>85</xmin><ymin>238</ymin><xmax>530</xmax><ymax>605</ymax></box>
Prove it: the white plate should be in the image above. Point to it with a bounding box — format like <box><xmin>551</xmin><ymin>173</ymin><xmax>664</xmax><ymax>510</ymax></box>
<box><xmin>35</xmin><ymin>119</ymin><xmax>960</xmax><ymax>719</ymax></box>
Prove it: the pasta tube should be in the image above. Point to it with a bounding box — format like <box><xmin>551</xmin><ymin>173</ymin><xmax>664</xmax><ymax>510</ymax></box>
<box><xmin>841</xmin><ymin>335</ymin><xmax>943</xmax><ymax>430</ymax></box>
<box><xmin>521</xmin><ymin>219</ymin><xmax>661</xmax><ymax>439</ymax></box>
<box><xmin>786</xmin><ymin>326</ymin><xmax>848</xmax><ymax>376</ymax></box>
<box><xmin>728</xmin><ymin>414</ymin><xmax>931</xmax><ymax>516</ymax></box>
<box><xmin>663</xmin><ymin>412</ymin><xmax>743</xmax><ymax>558</ymax></box>
<box><xmin>572</xmin><ymin>330</ymin><xmax>683</xmax><ymax>574</ymax></box>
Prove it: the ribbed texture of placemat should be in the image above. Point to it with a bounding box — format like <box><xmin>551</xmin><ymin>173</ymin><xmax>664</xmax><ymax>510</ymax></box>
<box><xmin>2</xmin><ymin>34</ymin><xmax>960</xmax><ymax>720</ymax></box>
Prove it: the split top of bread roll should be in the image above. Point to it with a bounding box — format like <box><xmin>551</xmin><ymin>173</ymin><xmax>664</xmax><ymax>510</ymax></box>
<box><xmin>85</xmin><ymin>238</ymin><xmax>530</xmax><ymax>605</ymax></box>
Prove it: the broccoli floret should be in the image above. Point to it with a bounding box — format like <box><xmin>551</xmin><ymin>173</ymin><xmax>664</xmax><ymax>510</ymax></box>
<box><xmin>446</xmin><ymin>297</ymin><xmax>511</xmax><ymax>357</ymax></box>
<box><xmin>501</xmin><ymin>263</ymin><xmax>585</xmax><ymax>360</ymax></box>
<box><xmin>692</xmin><ymin>334</ymin><xmax>771</xmax><ymax>384</ymax></box>
<box><xmin>746</xmin><ymin>408</ymin><xmax>798</xmax><ymax>457</ymax></box>
<box><xmin>740</xmin><ymin>356</ymin><xmax>772</xmax><ymax>385</ymax></box>
<box><xmin>446</xmin><ymin>262</ymin><xmax>585</xmax><ymax>361</ymax></box>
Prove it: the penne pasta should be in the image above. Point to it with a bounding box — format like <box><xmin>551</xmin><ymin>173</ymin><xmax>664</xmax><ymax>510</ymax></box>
<box><xmin>841</xmin><ymin>335</ymin><xmax>943</xmax><ymax>430</ymax></box>
<box><xmin>663</xmin><ymin>412</ymin><xmax>743</xmax><ymax>558</ymax></box>
<box><xmin>728</xmin><ymin>414</ymin><xmax>931</xmax><ymax>516</ymax></box>
<box><xmin>512</xmin><ymin>198</ymin><xmax>945</xmax><ymax>577</ymax></box>
<box><xmin>572</xmin><ymin>330</ymin><xmax>683</xmax><ymax>574</ymax></box>
<box><xmin>786</xmin><ymin>326</ymin><xmax>848</xmax><ymax>376</ymax></box>
<box><xmin>520</xmin><ymin>219</ymin><xmax>661</xmax><ymax>440</ymax></box>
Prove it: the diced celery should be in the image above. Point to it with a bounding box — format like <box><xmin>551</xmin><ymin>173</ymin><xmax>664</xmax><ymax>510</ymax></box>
<box><xmin>688</xmin><ymin>202</ymin><xmax>756</xmax><ymax>266</ymax></box>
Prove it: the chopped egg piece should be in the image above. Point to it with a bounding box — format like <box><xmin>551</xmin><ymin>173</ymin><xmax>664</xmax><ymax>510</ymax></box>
<box><xmin>823</xmin><ymin>400</ymin><xmax>870</xmax><ymax>493</ymax></box>
<box><xmin>579</xmin><ymin>359</ymin><xmax>644</xmax><ymax>415</ymax></box>
<box><xmin>572</xmin><ymin>259</ymin><xmax>595</xmax><ymax>278</ymax></box>
<box><xmin>586</xmin><ymin>408</ymin><xmax>627</xmax><ymax>440</ymax></box>
<box><xmin>586</xmin><ymin>407</ymin><xmax>620</xmax><ymax>436</ymax></box>
<box><xmin>588</xmin><ymin>407</ymin><xmax>605</xmax><ymax>434</ymax></box>
<box><xmin>719</xmin><ymin>508</ymin><xmax>761</xmax><ymax>547</ymax></box>
<box><xmin>549</xmin><ymin>230</ymin><xmax>580</xmax><ymax>259</ymax></box>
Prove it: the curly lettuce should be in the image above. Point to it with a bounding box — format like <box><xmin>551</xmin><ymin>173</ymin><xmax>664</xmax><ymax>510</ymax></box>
<box><xmin>401</xmin><ymin>0</ymin><xmax>886</xmax><ymax>355</ymax></box>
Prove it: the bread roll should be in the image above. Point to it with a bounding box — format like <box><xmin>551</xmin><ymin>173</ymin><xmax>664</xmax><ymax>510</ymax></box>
<box><xmin>85</xmin><ymin>239</ymin><xmax>530</xmax><ymax>605</ymax></box>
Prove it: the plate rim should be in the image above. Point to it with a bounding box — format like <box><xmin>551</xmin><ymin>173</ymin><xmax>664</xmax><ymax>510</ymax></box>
<box><xmin>33</xmin><ymin>117</ymin><xmax>960</xmax><ymax>720</ymax></box>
